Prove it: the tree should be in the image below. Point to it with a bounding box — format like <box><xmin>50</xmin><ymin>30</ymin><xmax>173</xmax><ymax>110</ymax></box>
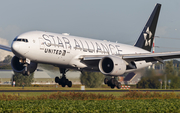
<box><xmin>3</xmin><ymin>55</ymin><xmax>12</xmax><ymax>63</ymax></box>
<box><xmin>137</xmin><ymin>60</ymin><xmax>180</xmax><ymax>89</ymax></box>
<box><xmin>178</xmin><ymin>67</ymin><xmax>180</xmax><ymax>77</ymax></box>
<box><xmin>168</xmin><ymin>76</ymin><xmax>180</xmax><ymax>88</ymax></box>
<box><xmin>12</xmin><ymin>72</ymin><xmax>34</xmax><ymax>86</ymax></box>
<box><xmin>144</xmin><ymin>68</ymin><xmax>156</xmax><ymax>77</ymax></box>
<box><xmin>164</xmin><ymin>60</ymin><xmax>176</xmax><ymax>76</ymax></box>
<box><xmin>80</xmin><ymin>71</ymin><xmax>104</xmax><ymax>88</ymax></box>
<box><xmin>0</xmin><ymin>64</ymin><xmax>12</xmax><ymax>69</ymax></box>
<box><xmin>163</xmin><ymin>60</ymin><xmax>180</xmax><ymax>88</ymax></box>
<box><xmin>137</xmin><ymin>76</ymin><xmax>161</xmax><ymax>89</ymax></box>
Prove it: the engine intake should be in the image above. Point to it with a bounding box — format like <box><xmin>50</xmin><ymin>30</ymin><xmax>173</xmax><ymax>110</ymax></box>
<box><xmin>99</xmin><ymin>56</ymin><xmax>126</xmax><ymax>76</ymax></box>
<box><xmin>11</xmin><ymin>56</ymin><xmax>37</xmax><ymax>75</ymax></box>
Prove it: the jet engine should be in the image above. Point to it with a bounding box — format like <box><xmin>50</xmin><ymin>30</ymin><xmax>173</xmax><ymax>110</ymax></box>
<box><xmin>99</xmin><ymin>56</ymin><xmax>126</xmax><ymax>76</ymax></box>
<box><xmin>11</xmin><ymin>56</ymin><xmax>37</xmax><ymax>75</ymax></box>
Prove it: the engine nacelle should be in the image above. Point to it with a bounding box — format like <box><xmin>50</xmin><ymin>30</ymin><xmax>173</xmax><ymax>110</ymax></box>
<box><xmin>99</xmin><ymin>56</ymin><xmax>126</xmax><ymax>76</ymax></box>
<box><xmin>11</xmin><ymin>56</ymin><xmax>37</xmax><ymax>75</ymax></box>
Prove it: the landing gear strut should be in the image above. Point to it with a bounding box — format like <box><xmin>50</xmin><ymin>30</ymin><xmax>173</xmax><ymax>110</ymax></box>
<box><xmin>55</xmin><ymin>68</ymin><xmax>72</xmax><ymax>87</ymax></box>
<box><xmin>104</xmin><ymin>77</ymin><xmax>121</xmax><ymax>89</ymax></box>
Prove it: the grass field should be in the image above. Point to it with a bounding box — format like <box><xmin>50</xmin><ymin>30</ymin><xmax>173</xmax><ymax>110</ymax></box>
<box><xmin>0</xmin><ymin>85</ymin><xmax>179</xmax><ymax>90</ymax></box>
<box><xmin>0</xmin><ymin>86</ymin><xmax>180</xmax><ymax>97</ymax></box>
<box><xmin>0</xmin><ymin>91</ymin><xmax>180</xmax><ymax>112</ymax></box>
<box><xmin>0</xmin><ymin>92</ymin><xmax>128</xmax><ymax>97</ymax></box>
<box><xmin>1</xmin><ymin>88</ymin><xmax>180</xmax><ymax>112</ymax></box>
<box><xmin>0</xmin><ymin>86</ymin><xmax>179</xmax><ymax>97</ymax></box>
<box><xmin>1</xmin><ymin>99</ymin><xmax>180</xmax><ymax>112</ymax></box>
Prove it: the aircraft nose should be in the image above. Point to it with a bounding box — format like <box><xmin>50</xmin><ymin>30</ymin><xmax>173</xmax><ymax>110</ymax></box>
<box><xmin>11</xmin><ymin>42</ymin><xmax>20</xmax><ymax>53</ymax></box>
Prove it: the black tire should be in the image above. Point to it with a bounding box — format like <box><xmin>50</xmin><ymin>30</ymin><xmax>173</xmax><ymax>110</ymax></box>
<box><xmin>58</xmin><ymin>79</ymin><xmax>62</xmax><ymax>85</ymax></box>
<box><xmin>62</xmin><ymin>84</ymin><xmax>66</xmax><ymax>87</ymax></box>
<box><xmin>104</xmin><ymin>78</ymin><xmax>108</xmax><ymax>84</ymax></box>
<box><xmin>117</xmin><ymin>83</ymin><xmax>121</xmax><ymax>89</ymax></box>
<box><xmin>61</xmin><ymin>77</ymin><xmax>66</xmax><ymax>84</ymax></box>
<box><xmin>110</xmin><ymin>78</ymin><xmax>115</xmax><ymax>85</ymax></box>
<box><xmin>55</xmin><ymin>77</ymin><xmax>59</xmax><ymax>83</ymax></box>
<box><xmin>111</xmin><ymin>85</ymin><xmax>115</xmax><ymax>89</ymax></box>
<box><xmin>107</xmin><ymin>82</ymin><xmax>111</xmax><ymax>86</ymax></box>
<box><xmin>114</xmin><ymin>80</ymin><xmax>118</xmax><ymax>86</ymax></box>
<box><xmin>67</xmin><ymin>81</ymin><xmax>72</xmax><ymax>87</ymax></box>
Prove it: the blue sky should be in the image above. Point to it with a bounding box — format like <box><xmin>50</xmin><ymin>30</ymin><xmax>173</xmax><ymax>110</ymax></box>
<box><xmin>0</xmin><ymin>0</ymin><xmax>180</xmax><ymax>53</ymax></box>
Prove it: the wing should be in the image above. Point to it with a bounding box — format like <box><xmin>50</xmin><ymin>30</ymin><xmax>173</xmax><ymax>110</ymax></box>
<box><xmin>81</xmin><ymin>51</ymin><xmax>180</xmax><ymax>66</ymax></box>
<box><xmin>0</xmin><ymin>44</ymin><xmax>12</xmax><ymax>52</ymax></box>
<box><xmin>122</xmin><ymin>51</ymin><xmax>180</xmax><ymax>62</ymax></box>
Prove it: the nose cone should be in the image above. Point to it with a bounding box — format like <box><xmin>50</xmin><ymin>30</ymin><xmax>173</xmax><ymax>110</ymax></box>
<box><xmin>11</xmin><ymin>42</ymin><xmax>20</xmax><ymax>54</ymax></box>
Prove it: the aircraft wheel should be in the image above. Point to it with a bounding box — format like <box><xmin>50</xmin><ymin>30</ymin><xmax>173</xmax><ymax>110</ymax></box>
<box><xmin>68</xmin><ymin>81</ymin><xmax>72</xmax><ymax>87</ymax></box>
<box><xmin>58</xmin><ymin>82</ymin><xmax>61</xmax><ymax>85</ymax></box>
<box><xmin>111</xmin><ymin>85</ymin><xmax>115</xmax><ymax>89</ymax></box>
<box><xmin>107</xmin><ymin>83</ymin><xmax>111</xmax><ymax>86</ymax></box>
<box><xmin>114</xmin><ymin>80</ymin><xmax>118</xmax><ymax>86</ymax></box>
<box><xmin>55</xmin><ymin>77</ymin><xmax>59</xmax><ymax>83</ymax></box>
<box><xmin>61</xmin><ymin>77</ymin><xmax>66</xmax><ymax>84</ymax></box>
<box><xmin>62</xmin><ymin>84</ymin><xmax>66</xmax><ymax>87</ymax></box>
<box><xmin>117</xmin><ymin>83</ymin><xmax>121</xmax><ymax>89</ymax></box>
<box><xmin>104</xmin><ymin>78</ymin><xmax>108</xmax><ymax>84</ymax></box>
<box><xmin>110</xmin><ymin>78</ymin><xmax>115</xmax><ymax>85</ymax></box>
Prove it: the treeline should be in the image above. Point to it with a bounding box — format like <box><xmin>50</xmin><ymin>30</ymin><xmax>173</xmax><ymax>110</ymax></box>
<box><xmin>0</xmin><ymin>55</ymin><xmax>12</xmax><ymax>69</ymax></box>
<box><xmin>137</xmin><ymin>60</ymin><xmax>180</xmax><ymax>89</ymax></box>
<box><xmin>80</xmin><ymin>71</ymin><xmax>104</xmax><ymax>88</ymax></box>
<box><xmin>12</xmin><ymin>73</ymin><xmax>34</xmax><ymax>86</ymax></box>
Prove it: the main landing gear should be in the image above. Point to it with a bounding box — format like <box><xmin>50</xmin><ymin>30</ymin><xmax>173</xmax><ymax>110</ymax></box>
<box><xmin>55</xmin><ymin>68</ymin><xmax>72</xmax><ymax>87</ymax></box>
<box><xmin>104</xmin><ymin>77</ymin><xmax>121</xmax><ymax>89</ymax></box>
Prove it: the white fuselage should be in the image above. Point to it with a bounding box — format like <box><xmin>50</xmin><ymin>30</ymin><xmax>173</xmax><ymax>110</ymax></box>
<box><xmin>11</xmin><ymin>31</ymin><xmax>151</xmax><ymax>71</ymax></box>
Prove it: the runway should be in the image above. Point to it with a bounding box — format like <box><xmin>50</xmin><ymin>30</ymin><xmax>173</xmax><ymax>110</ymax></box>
<box><xmin>0</xmin><ymin>90</ymin><xmax>180</xmax><ymax>92</ymax></box>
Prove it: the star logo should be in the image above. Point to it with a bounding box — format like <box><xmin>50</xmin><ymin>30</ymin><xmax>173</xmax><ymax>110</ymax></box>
<box><xmin>143</xmin><ymin>27</ymin><xmax>152</xmax><ymax>46</ymax></box>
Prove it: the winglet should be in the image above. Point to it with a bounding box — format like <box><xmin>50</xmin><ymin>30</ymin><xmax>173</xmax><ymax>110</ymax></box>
<box><xmin>134</xmin><ymin>3</ymin><xmax>161</xmax><ymax>52</ymax></box>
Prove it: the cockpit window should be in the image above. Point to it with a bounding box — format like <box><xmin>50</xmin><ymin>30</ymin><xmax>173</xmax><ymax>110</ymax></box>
<box><xmin>14</xmin><ymin>38</ymin><xmax>28</xmax><ymax>43</ymax></box>
<box><xmin>13</xmin><ymin>36</ymin><xmax>18</xmax><ymax>41</ymax></box>
<box><xmin>16</xmin><ymin>39</ymin><xmax>21</xmax><ymax>41</ymax></box>
<box><xmin>25</xmin><ymin>39</ymin><xmax>28</xmax><ymax>42</ymax></box>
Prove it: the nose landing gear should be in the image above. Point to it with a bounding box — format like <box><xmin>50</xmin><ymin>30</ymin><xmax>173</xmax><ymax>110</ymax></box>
<box><xmin>104</xmin><ymin>77</ymin><xmax>121</xmax><ymax>89</ymax></box>
<box><xmin>55</xmin><ymin>68</ymin><xmax>72</xmax><ymax>87</ymax></box>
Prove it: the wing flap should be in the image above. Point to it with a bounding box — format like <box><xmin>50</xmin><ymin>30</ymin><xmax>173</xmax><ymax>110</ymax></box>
<box><xmin>80</xmin><ymin>55</ymin><xmax>104</xmax><ymax>68</ymax></box>
<box><xmin>81</xmin><ymin>55</ymin><xmax>104</xmax><ymax>61</ymax></box>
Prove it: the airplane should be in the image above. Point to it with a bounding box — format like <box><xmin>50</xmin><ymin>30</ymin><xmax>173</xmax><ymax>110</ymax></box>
<box><xmin>0</xmin><ymin>3</ymin><xmax>180</xmax><ymax>89</ymax></box>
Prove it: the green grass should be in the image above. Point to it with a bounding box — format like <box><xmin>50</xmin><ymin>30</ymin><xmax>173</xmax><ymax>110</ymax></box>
<box><xmin>0</xmin><ymin>92</ymin><xmax>126</xmax><ymax>97</ymax></box>
<box><xmin>0</xmin><ymin>99</ymin><xmax>180</xmax><ymax>112</ymax></box>
<box><xmin>0</xmin><ymin>91</ymin><xmax>180</xmax><ymax>98</ymax></box>
<box><xmin>1</xmin><ymin>86</ymin><xmax>180</xmax><ymax>97</ymax></box>
<box><xmin>0</xmin><ymin>85</ymin><xmax>179</xmax><ymax>90</ymax></box>
<box><xmin>1</xmin><ymin>91</ymin><xmax>180</xmax><ymax>112</ymax></box>
<box><xmin>0</xmin><ymin>92</ymin><xmax>56</xmax><ymax>97</ymax></box>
